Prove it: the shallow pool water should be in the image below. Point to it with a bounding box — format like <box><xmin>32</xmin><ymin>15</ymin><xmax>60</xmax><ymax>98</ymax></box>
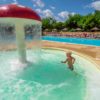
<box><xmin>0</xmin><ymin>49</ymin><xmax>99</xmax><ymax>100</ymax></box>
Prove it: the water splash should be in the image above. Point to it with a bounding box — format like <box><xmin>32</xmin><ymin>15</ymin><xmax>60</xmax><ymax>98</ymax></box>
<box><xmin>0</xmin><ymin>49</ymin><xmax>86</xmax><ymax>100</ymax></box>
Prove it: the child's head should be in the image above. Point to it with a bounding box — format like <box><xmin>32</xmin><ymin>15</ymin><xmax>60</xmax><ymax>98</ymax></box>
<box><xmin>66</xmin><ymin>51</ymin><xmax>72</xmax><ymax>57</ymax></box>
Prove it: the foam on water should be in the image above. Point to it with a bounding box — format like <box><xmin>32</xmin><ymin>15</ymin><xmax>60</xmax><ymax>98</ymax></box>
<box><xmin>0</xmin><ymin>49</ymin><xmax>100</xmax><ymax>100</ymax></box>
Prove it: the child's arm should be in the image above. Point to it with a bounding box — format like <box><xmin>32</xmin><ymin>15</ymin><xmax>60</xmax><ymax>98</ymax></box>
<box><xmin>61</xmin><ymin>59</ymin><xmax>68</xmax><ymax>63</ymax></box>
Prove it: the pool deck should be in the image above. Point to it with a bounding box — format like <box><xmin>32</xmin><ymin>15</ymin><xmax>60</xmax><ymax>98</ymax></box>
<box><xmin>42</xmin><ymin>40</ymin><xmax>100</xmax><ymax>68</ymax></box>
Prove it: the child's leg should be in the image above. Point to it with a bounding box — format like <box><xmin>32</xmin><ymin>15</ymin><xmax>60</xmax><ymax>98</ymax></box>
<box><xmin>69</xmin><ymin>66</ymin><xmax>74</xmax><ymax>71</ymax></box>
<box><xmin>69</xmin><ymin>66</ymin><xmax>77</xmax><ymax>75</ymax></box>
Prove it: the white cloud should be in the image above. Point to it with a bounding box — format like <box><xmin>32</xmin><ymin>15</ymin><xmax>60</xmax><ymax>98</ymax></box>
<box><xmin>58</xmin><ymin>11</ymin><xmax>70</xmax><ymax>19</ymax></box>
<box><xmin>91</xmin><ymin>1</ymin><xmax>100</xmax><ymax>10</ymax></box>
<box><xmin>35</xmin><ymin>8</ymin><xmax>42</xmax><ymax>14</ymax></box>
<box><xmin>54</xmin><ymin>16</ymin><xmax>63</xmax><ymax>22</ymax></box>
<box><xmin>58</xmin><ymin>11</ymin><xmax>75</xmax><ymax>19</ymax></box>
<box><xmin>36</xmin><ymin>0</ymin><xmax>45</xmax><ymax>8</ymax></box>
<box><xmin>35</xmin><ymin>8</ymin><xmax>54</xmax><ymax>18</ymax></box>
<box><xmin>50</xmin><ymin>6</ymin><xmax>55</xmax><ymax>10</ymax></box>
<box><xmin>35</xmin><ymin>8</ymin><xmax>76</xmax><ymax>22</ymax></box>
<box><xmin>32</xmin><ymin>0</ymin><xmax>45</xmax><ymax>8</ymax></box>
<box><xmin>71</xmin><ymin>12</ymin><xmax>76</xmax><ymax>16</ymax></box>
<box><xmin>42</xmin><ymin>9</ymin><xmax>54</xmax><ymax>17</ymax></box>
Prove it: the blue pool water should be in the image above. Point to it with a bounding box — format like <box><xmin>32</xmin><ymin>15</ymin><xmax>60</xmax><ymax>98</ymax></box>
<box><xmin>0</xmin><ymin>49</ymin><xmax>100</xmax><ymax>100</ymax></box>
<box><xmin>0</xmin><ymin>49</ymin><xmax>86</xmax><ymax>100</ymax></box>
<box><xmin>42</xmin><ymin>36</ymin><xmax>100</xmax><ymax>46</ymax></box>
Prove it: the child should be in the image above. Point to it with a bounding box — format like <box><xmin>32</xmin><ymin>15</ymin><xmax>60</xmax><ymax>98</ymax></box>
<box><xmin>61</xmin><ymin>51</ymin><xmax>75</xmax><ymax>71</ymax></box>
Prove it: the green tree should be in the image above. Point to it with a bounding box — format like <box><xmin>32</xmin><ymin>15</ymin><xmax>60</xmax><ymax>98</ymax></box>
<box><xmin>65</xmin><ymin>14</ymin><xmax>82</xmax><ymax>29</ymax></box>
<box><xmin>42</xmin><ymin>17</ymin><xmax>56</xmax><ymax>31</ymax></box>
<box><xmin>53</xmin><ymin>22</ymin><xmax>64</xmax><ymax>31</ymax></box>
<box><xmin>94</xmin><ymin>10</ymin><xmax>100</xmax><ymax>28</ymax></box>
<box><xmin>42</xmin><ymin>11</ymin><xmax>100</xmax><ymax>32</ymax></box>
<box><xmin>79</xmin><ymin>14</ymin><xmax>95</xmax><ymax>31</ymax></box>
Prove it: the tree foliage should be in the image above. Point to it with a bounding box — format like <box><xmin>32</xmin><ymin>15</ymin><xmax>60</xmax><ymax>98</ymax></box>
<box><xmin>42</xmin><ymin>11</ymin><xmax>100</xmax><ymax>32</ymax></box>
<box><xmin>42</xmin><ymin>17</ymin><xmax>56</xmax><ymax>31</ymax></box>
<box><xmin>65</xmin><ymin>14</ymin><xmax>82</xmax><ymax>29</ymax></box>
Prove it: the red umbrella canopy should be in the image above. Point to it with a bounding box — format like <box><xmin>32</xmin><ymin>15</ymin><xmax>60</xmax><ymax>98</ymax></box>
<box><xmin>0</xmin><ymin>4</ymin><xmax>41</xmax><ymax>21</ymax></box>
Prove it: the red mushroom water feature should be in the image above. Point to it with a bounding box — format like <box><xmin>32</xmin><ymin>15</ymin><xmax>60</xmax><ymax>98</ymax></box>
<box><xmin>0</xmin><ymin>4</ymin><xmax>41</xmax><ymax>64</ymax></box>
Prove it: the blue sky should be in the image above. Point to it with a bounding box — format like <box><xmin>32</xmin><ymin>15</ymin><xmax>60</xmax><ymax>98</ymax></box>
<box><xmin>0</xmin><ymin>0</ymin><xmax>100</xmax><ymax>21</ymax></box>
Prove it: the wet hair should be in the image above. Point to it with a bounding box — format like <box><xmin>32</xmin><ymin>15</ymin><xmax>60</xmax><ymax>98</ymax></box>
<box><xmin>66</xmin><ymin>51</ymin><xmax>72</xmax><ymax>55</ymax></box>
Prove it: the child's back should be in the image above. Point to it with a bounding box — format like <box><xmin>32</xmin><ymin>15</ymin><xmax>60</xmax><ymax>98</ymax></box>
<box><xmin>61</xmin><ymin>51</ymin><xmax>75</xmax><ymax>71</ymax></box>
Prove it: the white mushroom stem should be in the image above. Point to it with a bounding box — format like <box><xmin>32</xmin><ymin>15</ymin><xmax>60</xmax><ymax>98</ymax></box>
<box><xmin>15</xmin><ymin>21</ymin><xmax>27</xmax><ymax>63</ymax></box>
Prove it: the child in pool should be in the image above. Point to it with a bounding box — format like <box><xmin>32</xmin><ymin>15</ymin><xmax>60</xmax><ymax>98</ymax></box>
<box><xmin>61</xmin><ymin>51</ymin><xmax>75</xmax><ymax>71</ymax></box>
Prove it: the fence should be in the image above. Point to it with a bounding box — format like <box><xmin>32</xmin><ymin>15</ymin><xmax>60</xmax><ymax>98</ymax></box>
<box><xmin>43</xmin><ymin>32</ymin><xmax>100</xmax><ymax>39</ymax></box>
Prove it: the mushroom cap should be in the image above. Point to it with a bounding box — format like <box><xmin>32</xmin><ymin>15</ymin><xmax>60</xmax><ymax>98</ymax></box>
<box><xmin>0</xmin><ymin>4</ymin><xmax>41</xmax><ymax>21</ymax></box>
